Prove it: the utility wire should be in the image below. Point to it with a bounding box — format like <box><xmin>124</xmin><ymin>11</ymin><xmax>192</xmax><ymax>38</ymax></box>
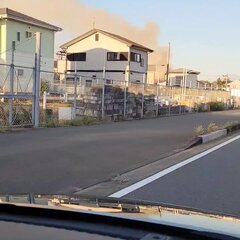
<box><xmin>0</xmin><ymin>35</ymin><xmax>35</xmax><ymax>55</ymax></box>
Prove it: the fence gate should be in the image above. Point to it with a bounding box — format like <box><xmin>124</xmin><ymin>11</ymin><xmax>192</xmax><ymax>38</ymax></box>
<box><xmin>0</xmin><ymin>63</ymin><xmax>35</xmax><ymax>128</ymax></box>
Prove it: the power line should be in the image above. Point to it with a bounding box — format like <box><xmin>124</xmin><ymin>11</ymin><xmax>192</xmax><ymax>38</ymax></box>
<box><xmin>0</xmin><ymin>35</ymin><xmax>35</xmax><ymax>55</ymax></box>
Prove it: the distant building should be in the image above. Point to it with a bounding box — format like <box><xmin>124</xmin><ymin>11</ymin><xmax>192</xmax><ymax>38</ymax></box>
<box><xmin>197</xmin><ymin>80</ymin><xmax>212</xmax><ymax>89</ymax></box>
<box><xmin>228</xmin><ymin>80</ymin><xmax>240</xmax><ymax>97</ymax></box>
<box><xmin>168</xmin><ymin>68</ymin><xmax>200</xmax><ymax>88</ymax></box>
<box><xmin>147</xmin><ymin>64</ymin><xmax>167</xmax><ymax>85</ymax></box>
<box><xmin>0</xmin><ymin>8</ymin><xmax>61</xmax><ymax>70</ymax></box>
<box><xmin>57</xmin><ymin>28</ymin><xmax>153</xmax><ymax>84</ymax></box>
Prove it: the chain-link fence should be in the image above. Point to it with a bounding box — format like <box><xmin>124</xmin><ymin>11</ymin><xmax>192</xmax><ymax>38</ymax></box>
<box><xmin>37</xmin><ymin>70</ymin><xmax>237</xmax><ymax>126</ymax></box>
<box><xmin>0</xmin><ymin>60</ymin><xmax>238</xmax><ymax>129</ymax></box>
<box><xmin>0</xmin><ymin>63</ymin><xmax>34</xmax><ymax>128</ymax></box>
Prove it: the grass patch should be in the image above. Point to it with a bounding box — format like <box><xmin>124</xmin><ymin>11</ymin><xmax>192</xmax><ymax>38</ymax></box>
<box><xmin>207</xmin><ymin>122</ymin><xmax>219</xmax><ymax>133</ymax></box>
<box><xmin>194</xmin><ymin>125</ymin><xmax>206</xmax><ymax>136</ymax></box>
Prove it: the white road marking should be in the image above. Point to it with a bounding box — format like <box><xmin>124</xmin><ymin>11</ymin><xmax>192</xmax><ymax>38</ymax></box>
<box><xmin>109</xmin><ymin>135</ymin><xmax>240</xmax><ymax>198</ymax></box>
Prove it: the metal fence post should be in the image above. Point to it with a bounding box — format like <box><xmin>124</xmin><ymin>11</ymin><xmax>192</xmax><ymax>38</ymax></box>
<box><xmin>34</xmin><ymin>32</ymin><xmax>41</xmax><ymax>128</ymax></box>
<box><xmin>9</xmin><ymin>65</ymin><xmax>14</xmax><ymax>127</ymax></box>
<box><xmin>156</xmin><ymin>84</ymin><xmax>159</xmax><ymax>117</ymax></box>
<box><xmin>141</xmin><ymin>83</ymin><xmax>144</xmax><ymax>118</ymax></box>
<box><xmin>123</xmin><ymin>81</ymin><xmax>127</xmax><ymax>118</ymax></box>
<box><xmin>102</xmin><ymin>80</ymin><xmax>105</xmax><ymax>120</ymax></box>
<box><xmin>73</xmin><ymin>63</ymin><xmax>77</xmax><ymax>119</ymax></box>
<box><xmin>179</xmin><ymin>104</ymin><xmax>182</xmax><ymax>115</ymax></box>
<box><xmin>32</xmin><ymin>67</ymin><xmax>36</xmax><ymax>125</ymax></box>
<box><xmin>9</xmin><ymin>42</ymin><xmax>15</xmax><ymax>127</ymax></box>
<box><xmin>43</xmin><ymin>91</ymin><xmax>47</xmax><ymax>110</ymax></box>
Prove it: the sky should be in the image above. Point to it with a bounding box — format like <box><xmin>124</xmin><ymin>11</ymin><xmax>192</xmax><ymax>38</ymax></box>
<box><xmin>79</xmin><ymin>0</ymin><xmax>240</xmax><ymax>80</ymax></box>
<box><xmin>1</xmin><ymin>0</ymin><xmax>240</xmax><ymax>81</ymax></box>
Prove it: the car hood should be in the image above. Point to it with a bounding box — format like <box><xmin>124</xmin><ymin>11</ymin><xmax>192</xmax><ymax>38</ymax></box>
<box><xmin>0</xmin><ymin>194</ymin><xmax>240</xmax><ymax>238</ymax></box>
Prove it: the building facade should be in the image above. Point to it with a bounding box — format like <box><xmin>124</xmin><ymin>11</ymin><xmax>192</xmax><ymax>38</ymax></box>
<box><xmin>147</xmin><ymin>64</ymin><xmax>167</xmax><ymax>85</ymax></box>
<box><xmin>57</xmin><ymin>29</ymin><xmax>153</xmax><ymax>84</ymax></box>
<box><xmin>0</xmin><ymin>8</ymin><xmax>61</xmax><ymax>91</ymax></box>
<box><xmin>168</xmin><ymin>68</ymin><xmax>200</xmax><ymax>88</ymax></box>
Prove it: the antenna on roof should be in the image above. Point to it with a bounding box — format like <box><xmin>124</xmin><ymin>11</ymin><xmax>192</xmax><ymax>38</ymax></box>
<box><xmin>92</xmin><ymin>17</ymin><xmax>96</xmax><ymax>29</ymax></box>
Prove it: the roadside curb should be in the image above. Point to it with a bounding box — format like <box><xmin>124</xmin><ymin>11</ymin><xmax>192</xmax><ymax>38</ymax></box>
<box><xmin>200</xmin><ymin>129</ymin><xmax>227</xmax><ymax>143</ymax></box>
<box><xmin>188</xmin><ymin>123</ymin><xmax>240</xmax><ymax>148</ymax></box>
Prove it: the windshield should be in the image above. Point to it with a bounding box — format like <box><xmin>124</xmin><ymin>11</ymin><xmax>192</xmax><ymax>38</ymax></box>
<box><xmin>0</xmin><ymin>0</ymin><xmax>240</xmax><ymax>238</ymax></box>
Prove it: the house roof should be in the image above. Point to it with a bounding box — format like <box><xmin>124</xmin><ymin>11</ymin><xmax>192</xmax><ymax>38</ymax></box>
<box><xmin>60</xmin><ymin>28</ymin><xmax>154</xmax><ymax>53</ymax></box>
<box><xmin>0</xmin><ymin>8</ymin><xmax>62</xmax><ymax>31</ymax></box>
<box><xmin>228</xmin><ymin>80</ymin><xmax>240</xmax><ymax>86</ymax></box>
<box><xmin>169</xmin><ymin>68</ymin><xmax>200</xmax><ymax>75</ymax></box>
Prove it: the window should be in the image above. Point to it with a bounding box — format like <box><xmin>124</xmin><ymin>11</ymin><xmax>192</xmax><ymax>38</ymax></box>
<box><xmin>95</xmin><ymin>34</ymin><xmax>99</xmax><ymax>41</ymax></box>
<box><xmin>130</xmin><ymin>52</ymin><xmax>141</xmax><ymax>62</ymax></box>
<box><xmin>140</xmin><ymin>58</ymin><xmax>144</xmax><ymax>67</ymax></box>
<box><xmin>106</xmin><ymin>79</ymin><xmax>113</xmax><ymax>85</ymax></box>
<box><xmin>66</xmin><ymin>77</ymin><xmax>74</xmax><ymax>82</ymax></box>
<box><xmin>67</xmin><ymin>52</ymin><xmax>86</xmax><ymax>61</ymax></box>
<box><xmin>175</xmin><ymin>76</ymin><xmax>183</xmax><ymax>86</ymax></box>
<box><xmin>66</xmin><ymin>77</ymin><xmax>79</xmax><ymax>83</ymax></box>
<box><xmin>17</xmin><ymin>32</ymin><xmax>21</xmax><ymax>41</ymax></box>
<box><xmin>107</xmin><ymin>52</ymin><xmax>128</xmax><ymax>61</ymax></box>
<box><xmin>26</xmin><ymin>31</ymin><xmax>32</xmax><ymax>38</ymax></box>
<box><xmin>54</xmin><ymin>60</ymin><xmax>58</xmax><ymax>69</ymax></box>
<box><xmin>16</xmin><ymin>69</ymin><xmax>24</xmax><ymax>77</ymax></box>
<box><xmin>86</xmin><ymin>79</ymin><xmax>92</xmax><ymax>87</ymax></box>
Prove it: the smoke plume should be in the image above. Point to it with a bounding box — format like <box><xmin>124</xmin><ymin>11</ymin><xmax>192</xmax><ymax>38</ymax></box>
<box><xmin>1</xmin><ymin>0</ymin><xmax>167</xmax><ymax>65</ymax></box>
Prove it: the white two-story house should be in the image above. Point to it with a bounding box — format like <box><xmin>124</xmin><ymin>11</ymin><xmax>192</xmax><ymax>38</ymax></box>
<box><xmin>0</xmin><ymin>8</ymin><xmax>61</xmax><ymax>91</ymax></box>
<box><xmin>57</xmin><ymin>28</ymin><xmax>153</xmax><ymax>84</ymax></box>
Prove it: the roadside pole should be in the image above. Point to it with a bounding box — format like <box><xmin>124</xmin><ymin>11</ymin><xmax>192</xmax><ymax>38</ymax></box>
<box><xmin>101</xmin><ymin>79</ymin><xmax>105</xmax><ymax>120</ymax></box>
<box><xmin>141</xmin><ymin>80</ymin><xmax>144</xmax><ymax>118</ymax></box>
<box><xmin>74</xmin><ymin>62</ymin><xmax>77</xmax><ymax>118</ymax></box>
<box><xmin>9</xmin><ymin>41</ymin><xmax>15</xmax><ymax>127</ymax></box>
<box><xmin>156</xmin><ymin>84</ymin><xmax>159</xmax><ymax>116</ymax></box>
<box><xmin>123</xmin><ymin>81</ymin><xmax>127</xmax><ymax>118</ymax></box>
<box><xmin>34</xmin><ymin>32</ymin><xmax>41</xmax><ymax>128</ymax></box>
<box><xmin>43</xmin><ymin>91</ymin><xmax>47</xmax><ymax>110</ymax></box>
<box><xmin>141</xmin><ymin>88</ymin><xmax>144</xmax><ymax>118</ymax></box>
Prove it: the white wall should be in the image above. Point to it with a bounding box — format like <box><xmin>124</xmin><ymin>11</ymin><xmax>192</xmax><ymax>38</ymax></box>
<box><xmin>129</xmin><ymin>48</ymin><xmax>148</xmax><ymax>83</ymax></box>
<box><xmin>60</xmin><ymin>32</ymin><xmax>149</xmax><ymax>83</ymax></box>
<box><xmin>169</xmin><ymin>73</ymin><xmax>198</xmax><ymax>88</ymax></box>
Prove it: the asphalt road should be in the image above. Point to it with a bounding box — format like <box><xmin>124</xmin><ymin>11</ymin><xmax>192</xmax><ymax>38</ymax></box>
<box><xmin>0</xmin><ymin>110</ymin><xmax>240</xmax><ymax>194</ymax></box>
<box><xmin>124</xmin><ymin>135</ymin><xmax>240</xmax><ymax>216</ymax></box>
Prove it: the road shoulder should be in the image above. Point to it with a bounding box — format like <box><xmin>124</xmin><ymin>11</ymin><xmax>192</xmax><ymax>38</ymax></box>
<box><xmin>75</xmin><ymin>131</ymin><xmax>240</xmax><ymax>197</ymax></box>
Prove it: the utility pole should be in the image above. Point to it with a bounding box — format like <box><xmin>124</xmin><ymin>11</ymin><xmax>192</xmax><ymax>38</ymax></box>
<box><xmin>34</xmin><ymin>32</ymin><xmax>42</xmax><ymax>128</ymax></box>
<box><xmin>9</xmin><ymin>41</ymin><xmax>15</xmax><ymax>126</ymax></box>
<box><xmin>166</xmin><ymin>42</ymin><xmax>171</xmax><ymax>86</ymax></box>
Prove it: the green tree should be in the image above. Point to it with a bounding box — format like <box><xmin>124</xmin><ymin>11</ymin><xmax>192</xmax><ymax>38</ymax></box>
<box><xmin>40</xmin><ymin>81</ymin><xmax>49</xmax><ymax>94</ymax></box>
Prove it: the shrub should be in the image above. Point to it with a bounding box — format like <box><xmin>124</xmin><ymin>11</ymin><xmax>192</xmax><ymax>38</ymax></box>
<box><xmin>222</xmin><ymin>121</ymin><xmax>239</xmax><ymax>133</ymax></box>
<box><xmin>209</xmin><ymin>102</ymin><xmax>225</xmax><ymax>111</ymax></box>
<box><xmin>64</xmin><ymin>116</ymin><xmax>99</xmax><ymax>126</ymax></box>
<box><xmin>40</xmin><ymin>81</ymin><xmax>49</xmax><ymax>94</ymax></box>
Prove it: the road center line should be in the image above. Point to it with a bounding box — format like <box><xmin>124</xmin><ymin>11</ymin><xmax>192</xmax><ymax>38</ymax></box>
<box><xmin>109</xmin><ymin>135</ymin><xmax>240</xmax><ymax>198</ymax></box>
